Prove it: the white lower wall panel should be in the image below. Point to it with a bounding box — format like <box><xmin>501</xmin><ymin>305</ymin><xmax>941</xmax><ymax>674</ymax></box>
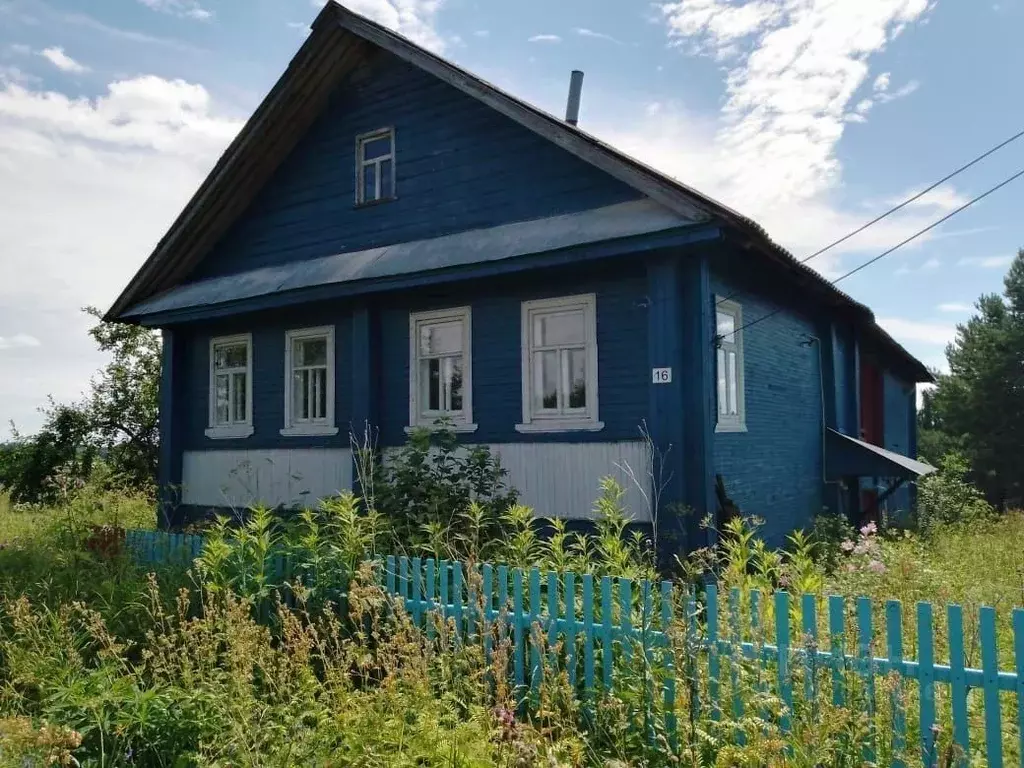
<box><xmin>490</xmin><ymin>441</ymin><xmax>651</xmax><ymax>522</ymax></box>
<box><xmin>182</xmin><ymin>449</ymin><xmax>353</xmax><ymax>510</ymax></box>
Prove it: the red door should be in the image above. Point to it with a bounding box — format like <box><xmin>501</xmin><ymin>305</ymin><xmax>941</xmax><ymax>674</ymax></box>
<box><xmin>859</xmin><ymin>358</ymin><xmax>884</xmax><ymax>446</ymax></box>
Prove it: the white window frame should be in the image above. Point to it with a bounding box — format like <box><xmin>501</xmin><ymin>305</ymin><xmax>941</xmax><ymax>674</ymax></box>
<box><xmin>715</xmin><ymin>297</ymin><xmax>746</xmax><ymax>433</ymax></box>
<box><xmin>206</xmin><ymin>333</ymin><xmax>254</xmax><ymax>440</ymax></box>
<box><xmin>355</xmin><ymin>127</ymin><xmax>396</xmax><ymax>205</ymax></box>
<box><xmin>281</xmin><ymin>326</ymin><xmax>338</xmax><ymax>437</ymax></box>
<box><xmin>516</xmin><ymin>293</ymin><xmax>603</xmax><ymax>433</ymax></box>
<box><xmin>408</xmin><ymin>307</ymin><xmax>477</xmax><ymax>433</ymax></box>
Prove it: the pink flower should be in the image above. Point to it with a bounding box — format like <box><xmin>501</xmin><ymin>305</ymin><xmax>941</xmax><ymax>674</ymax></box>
<box><xmin>867</xmin><ymin>559</ymin><xmax>886</xmax><ymax>574</ymax></box>
<box><xmin>860</xmin><ymin>522</ymin><xmax>877</xmax><ymax>536</ymax></box>
<box><xmin>840</xmin><ymin>540</ymin><xmax>855</xmax><ymax>552</ymax></box>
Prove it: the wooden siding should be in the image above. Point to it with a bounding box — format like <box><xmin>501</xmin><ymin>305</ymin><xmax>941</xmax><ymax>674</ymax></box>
<box><xmin>179</xmin><ymin>305</ymin><xmax>353</xmax><ymax>451</ymax></box>
<box><xmin>191</xmin><ymin>51</ymin><xmax>642</xmax><ymax>282</ymax></box>
<box><xmin>710</xmin><ymin>269</ymin><xmax>825</xmax><ymax>546</ymax></box>
<box><xmin>181</xmin><ymin>448</ymin><xmax>353</xmax><ymax>509</ymax></box>
<box><xmin>376</xmin><ymin>264</ymin><xmax>649</xmax><ymax>446</ymax></box>
<box><xmin>491</xmin><ymin>441</ymin><xmax>651</xmax><ymax>521</ymax></box>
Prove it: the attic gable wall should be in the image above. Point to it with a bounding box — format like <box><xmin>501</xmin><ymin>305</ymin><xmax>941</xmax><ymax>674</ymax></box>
<box><xmin>190</xmin><ymin>50</ymin><xmax>642</xmax><ymax>281</ymax></box>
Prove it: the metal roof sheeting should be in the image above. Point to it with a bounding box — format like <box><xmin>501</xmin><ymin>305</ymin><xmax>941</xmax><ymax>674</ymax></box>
<box><xmin>123</xmin><ymin>200</ymin><xmax>694</xmax><ymax>318</ymax></box>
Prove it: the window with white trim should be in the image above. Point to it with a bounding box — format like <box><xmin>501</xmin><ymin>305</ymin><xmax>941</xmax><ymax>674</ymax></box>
<box><xmin>517</xmin><ymin>294</ymin><xmax>602</xmax><ymax>433</ymax></box>
<box><xmin>355</xmin><ymin>128</ymin><xmax>395</xmax><ymax>204</ymax></box>
<box><xmin>206</xmin><ymin>334</ymin><xmax>253</xmax><ymax>439</ymax></box>
<box><xmin>282</xmin><ymin>326</ymin><xmax>338</xmax><ymax>436</ymax></box>
<box><xmin>715</xmin><ymin>298</ymin><xmax>746</xmax><ymax>431</ymax></box>
<box><xmin>409</xmin><ymin>307</ymin><xmax>475</xmax><ymax>431</ymax></box>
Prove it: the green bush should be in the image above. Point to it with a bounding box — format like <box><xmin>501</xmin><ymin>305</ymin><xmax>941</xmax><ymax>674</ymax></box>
<box><xmin>809</xmin><ymin>510</ymin><xmax>856</xmax><ymax>575</ymax></box>
<box><xmin>915</xmin><ymin>450</ymin><xmax>994</xmax><ymax>534</ymax></box>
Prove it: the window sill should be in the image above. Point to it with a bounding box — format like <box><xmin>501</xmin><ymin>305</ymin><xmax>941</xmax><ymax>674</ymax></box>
<box><xmin>715</xmin><ymin>423</ymin><xmax>748</xmax><ymax>434</ymax></box>
<box><xmin>405</xmin><ymin>423</ymin><xmax>479</xmax><ymax>435</ymax></box>
<box><xmin>515</xmin><ymin>420</ymin><xmax>605</xmax><ymax>434</ymax></box>
<box><xmin>353</xmin><ymin>196</ymin><xmax>397</xmax><ymax>209</ymax></box>
<box><xmin>280</xmin><ymin>425</ymin><xmax>340</xmax><ymax>437</ymax></box>
<box><xmin>205</xmin><ymin>425</ymin><xmax>254</xmax><ymax>440</ymax></box>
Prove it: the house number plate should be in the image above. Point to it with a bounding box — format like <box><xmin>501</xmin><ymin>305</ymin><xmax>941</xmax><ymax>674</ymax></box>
<box><xmin>652</xmin><ymin>367</ymin><xmax>672</xmax><ymax>384</ymax></box>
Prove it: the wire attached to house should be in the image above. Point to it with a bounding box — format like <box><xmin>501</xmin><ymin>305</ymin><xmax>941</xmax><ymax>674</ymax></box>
<box><xmin>714</xmin><ymin>126</ymin><xmax>1024</xmax><ymax>309</ymax></box>
<box><xmin>724</xmin><ymin>165</ymin><xmax>1024</xmax><ymax>339</ymax></box>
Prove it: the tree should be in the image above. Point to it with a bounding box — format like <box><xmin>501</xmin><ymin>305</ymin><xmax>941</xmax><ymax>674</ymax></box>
<box><xmin>0</xmin><ymin>309</ymin><xmax>160</xmax><ymax>503</ymax></box>
<box><xmin>922</xmin><ymin>248</ymin><xmax>1024</xmax><ymax>507</ymax></box>
<box><xmin>81</xmin><ymin>307</ymin><xmax>161</xmax><ymax>489</ymax></box>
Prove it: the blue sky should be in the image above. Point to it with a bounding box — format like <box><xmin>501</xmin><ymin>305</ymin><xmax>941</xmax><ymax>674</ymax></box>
<box><xmin>0</xmin><ymin>0</ymin><xmax>1022</xmax><ymax>435</ymax></box>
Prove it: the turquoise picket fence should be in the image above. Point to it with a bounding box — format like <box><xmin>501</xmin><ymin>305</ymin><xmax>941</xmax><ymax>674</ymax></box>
<box><xmin>124</xmin><ymin>528</ymin><xmax>1024</xmax><ymax>766</ymax></box>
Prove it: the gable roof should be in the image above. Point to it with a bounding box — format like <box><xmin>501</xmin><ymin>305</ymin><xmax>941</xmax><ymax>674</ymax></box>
<box><xmin>105</xmin><ymin>1</ymin><xmax>931</xmax><ymax>383</ymax></box>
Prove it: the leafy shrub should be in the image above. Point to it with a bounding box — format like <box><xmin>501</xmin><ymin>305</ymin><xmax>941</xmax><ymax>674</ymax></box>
<box><xmin>357</xmin><ymin>425</ymin><xmax>518</xmax><ymax>557</ymax></box>
<box><xmin>915</xmin><ymin>450</ymin><xmax>994</xmax><ymax>534</ymax></box>
<box><xmin>809</xmin><ymin>510</ymin><xmax>856</xmax><ymax>575</ymax></box>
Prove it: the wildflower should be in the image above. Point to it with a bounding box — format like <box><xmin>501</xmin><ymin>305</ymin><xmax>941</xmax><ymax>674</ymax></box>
<box><xmin>860</xmin><ymin>522</ymin><xmax>877</xmax><ymax>536</ymax></box>
<box><xmin>840</xmin><ymin>539</ymin><xmax>855</xmax><ymax>553</ymax></box>
<box><xmin>867</xmin><ymin>559</ymin><xmax>886</xmax><ymax>574</ymax></box>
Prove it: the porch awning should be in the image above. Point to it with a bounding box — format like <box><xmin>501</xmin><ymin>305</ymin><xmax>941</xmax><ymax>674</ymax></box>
<box><xmin>825</xmin><ymin>428</ymin><xmax>936</xmax><ymax>480</ymax></box>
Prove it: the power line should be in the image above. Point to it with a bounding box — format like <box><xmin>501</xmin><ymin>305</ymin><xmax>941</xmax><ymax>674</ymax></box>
<box><xmin>725</xmin><ymin>165</ymin><xmax>1024</xmax><ymax>339</ymax></box>
<box><xmin>715</xmin><ymin>126</ymin><xmax>1024</xmax><ymax>308</ymax></box>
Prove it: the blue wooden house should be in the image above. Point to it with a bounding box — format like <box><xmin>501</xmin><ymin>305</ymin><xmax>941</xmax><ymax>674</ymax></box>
<box><xmin>107</xmin><ymin>2</ymin><xmax>933</xmax><ymax>551</ymax></box>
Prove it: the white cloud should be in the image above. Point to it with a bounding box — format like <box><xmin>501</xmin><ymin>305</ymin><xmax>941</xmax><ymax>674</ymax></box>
<box><xmin>528</xmin><ymin>34</ymin><xmax>562</xmax><ymax>43</ymax></box>
<box><xmin>287</xmin><ymin>21</ymin><xmax>309</xmax><ymax>30</ymax></box>
<box><xmin>937</xmin><ymin>302</ymin><xmax>972</xmax><ymax>313</ymax></box>
<box><xmin>894</xmin><ymin>256</ymin><xmax>940</xmax><ymax>275</ymax></box>
<box><xmin>0</xmin><ymin>75</ymin><xmax>242</xmax><ymax>434</ymax></box>
<box><xmin>313</xmin><ymin>0</ymin><xmax>446</xmax><ymax>52</ymax></box>
<box><xmin>873</xmin><ymin>72</ymin><xmax>891</xmax><ymax>92</ymax></box>
<box><xmin>40</xmin><ymin>47</ymin><xmax>88</xmax><ymax>73</ymax></box>
<box><xmin>877</xmin><ymin>317</ymin><xmax>956</xmax><ymax>346</ymax></box>
<box><xmin>596</xmin><ymin>0</ymin><xmax>935</xmax><ymax>274</ymax></box>
<box><xmin>958</xmin><ymin>254</ymin><xmax>1014</xmax><ymax>269</ymax></box>
<box><xmin>136</xmin><ymin>0</ymin><xmax>212</xmax><ymax>21</ymax></box>
<box><xmin>574</xmin><ymin>28</ymin><xmax>621</xmax><ymax>43</ymax></box>
<box><xmin>473</xmin><ymin>30</ymin><xmax>490</xmax><ymax>38</ymax></box>
<box><xmin>0</xmin><ymin>334</ymin><xmax>40</xmax><ymax>350</ymax></box>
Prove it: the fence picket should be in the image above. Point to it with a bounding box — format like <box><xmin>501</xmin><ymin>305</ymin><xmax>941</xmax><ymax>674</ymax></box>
<box><xmin>547</xmin><ymin>571</ymin><xmax>559</xmax><ymax>675</ymax></box>
<box><xmin>452</xmin><ymin>562</ymin><xmax>464</xmax><ymax>642</ymax></box>
<box><xmin>619</xmin><ymin>578</ymin><xmax>633</xmax><ymax>669</ymax></box>
<box><xmin>686</xmin><ymin>587</ymin><xmax>701</xmax><ymax>720</ymax></box>
<box><xmin>886</xmin><ymin>600</ymin><xmax>907</xmax><ymax>767</ymax></box>
<box><xmin>661</xmin><ymin>580</ymin><xmax>677</xmax><ymax>749</ymax></box>
<box><xmin>857</xmin><ymin>597</ymin><xmax>876</xmax><ymax>765</ymax></box>
<box><xmin>399</xmin><ymin>556</ymin><xmax>410</xmax><ymax>614</ymax></box>
<box><xmin>917</xmin><ymin>602</ymin><xmax>937</xmax><ymax>767</ymax></box>
<box><xmin>947</xmin><ymin>604</ymin><xmax>969</xmax><ymax>765</ymax></box>
<box><xmin>565</xmin><ymin>572</ymin><xmax>577</xmax><ymax>689</ymax></box>
<box><xmin>707</xmin><ymin>584</ymin><xmax>721</xmax><ymax>722</ymax></box>
<box><xmin>512</xmin><ymin>568</ymin><xmax>525</xmax><ymax>690</ymax></box>
<box><xmin>979</xmin><ymin>606</ymin><xmax>1003</xmax><ymax>767</ymax></box>
<box><xmin>802</xmin><ymin>593</ymin><xmax>818</xmax><ymax>716</ymax></box>
<box><xmin>481</xmin><ymin>563</ymin><xmax>493</xmax><ymax>665</ymax></box>
<box><xmin>600</xmin><ymin>576</ymin><xmax>614</xmax><ymax>692</ymax></box>
<box><xmin>582</xmin><ymin>574</ymin><xmax>595</xmax><ymax>693</ymax></box>
<box><xmin>529</xmin><ymin>568</ymin><xmax>542</xmax><ymax>695</ymax></box>
<box><xmin>412</xmin><ymin>557</ymin><xmax>423</xmax><ymax>626</ymax></box>
<box><xmin>775</xmin><ymin>591</ymin><xmax>792</xmax><ymax>735</ymax></box>
<box><xmin>828</xmin><ymin>595</ymin><xmax>845</xmax><ymax>707</ymax></box>
<box><xmin>1014</xmin><ymin>609</ymin><xmax>1024</xmax><ymax>768</ymax></box>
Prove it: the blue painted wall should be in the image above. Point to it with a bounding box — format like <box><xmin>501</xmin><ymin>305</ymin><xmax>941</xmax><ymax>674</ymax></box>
<box><xmin>882</xmin><ymin>369</ymin><xmax>916</xmax><ymax>516</ymax></box>
<box><xmin>179</xmin><ymin>304</ymin><xmax>353</xmax><ymax>451</ymax></box>
<box><xmin>376</xmin><ymin>263</ymin><xmax>649</xmax><ymax>447</ymax></box>
<box><xmin>710</xmin><ymin>269</ymin><xmax>825</xmax><ymax>546</ymax></box>
<box><xmin>191</xmin><ymin>51</ymin><xmax>642</xmax><ymax>281</ymax></box>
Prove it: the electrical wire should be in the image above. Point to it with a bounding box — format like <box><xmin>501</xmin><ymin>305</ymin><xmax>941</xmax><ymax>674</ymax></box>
<box><xmin>725</xmin><ymin>165</ymin><xmax>1024</xmax><ymax>339</ymax></box>
<box><xmin>715</xmin><ymin>126</ymin><xmax>1024</xmax><ymax>308</ymax></box>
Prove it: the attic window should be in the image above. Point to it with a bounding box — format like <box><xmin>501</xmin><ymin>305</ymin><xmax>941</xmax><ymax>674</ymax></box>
<box><xmin>356</xmin><ymin>128</ymin><xmax>395</xmax><ymax>205</ymax></box>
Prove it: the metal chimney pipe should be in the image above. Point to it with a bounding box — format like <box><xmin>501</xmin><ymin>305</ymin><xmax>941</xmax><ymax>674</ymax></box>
<box><xmin>565</xmin><ymin>70</ymin><xmax>584</xmax><ymax>126</ymax></box>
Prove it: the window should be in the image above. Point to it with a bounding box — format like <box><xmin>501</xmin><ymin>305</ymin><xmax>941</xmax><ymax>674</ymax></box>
<box><xmin>715</xmin><ymin>298</ymin><xmax>745</xmax><ymax>432</ymax></box>
<box><xmin>355</xmin><ymin>128</ymin><xmax>395</xmax><ymax>205</ymax></box>
<box><xmin>517</xmin><ymin>294</ymin><xmax>602</xmax><ymax>433</ymax></box>
<box><xmin>282</xmin><ymin>326</ymin><xmax>338</xmax><ymax>436</ymax></box>
<box><xmin>206</xmin><ymin>334</ymin><xmax>253</xmax><ymax>439</ymax></box>
<box><xmin>408</xmin><ymin>307</ymin><xmax>476</xmax><ymax>432</ymax></box>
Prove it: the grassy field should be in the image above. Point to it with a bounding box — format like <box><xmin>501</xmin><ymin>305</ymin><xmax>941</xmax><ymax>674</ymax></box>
<box><xmin>0</xmin><ymin>491</ymin><xmax>1021</xmax><ymax>766</ymax></box>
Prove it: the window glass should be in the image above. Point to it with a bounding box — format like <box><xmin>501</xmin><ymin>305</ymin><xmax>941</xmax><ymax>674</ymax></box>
<box><xmin>419</xmin><ymin>321</ymin><xmax>462</xmax><ymax>356</ymax></box>
<box><xmin>363</xmin><ymin>136</ymin><xmax>392</xmax><ymax>160</ymax></box>
<box><xmin>534</xmin><ymin>310</ymin><xmax>585</xmax><ymax>347</ymax></box>
<box><xmin>716</xmin><ymin>311</ymin><xmax>735</xmax><ymax>343</ymax></box>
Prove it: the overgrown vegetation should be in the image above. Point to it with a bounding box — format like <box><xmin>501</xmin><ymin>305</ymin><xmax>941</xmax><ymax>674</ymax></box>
<box><xmin>2</xmin><ymin>456</ymin><xmax>1023</xmax><ymax>766</ymax></box>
